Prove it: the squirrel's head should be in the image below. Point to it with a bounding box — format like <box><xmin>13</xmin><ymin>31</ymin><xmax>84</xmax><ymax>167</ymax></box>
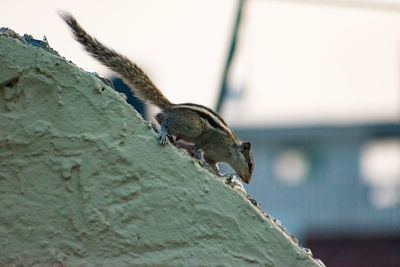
<box><xmin>231</xmin><ymin>141</ymin><xmax>254</xmax><ymax>184</ymax></box>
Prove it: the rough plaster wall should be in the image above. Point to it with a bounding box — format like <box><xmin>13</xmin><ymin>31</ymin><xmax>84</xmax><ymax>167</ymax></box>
<box><xmin>0</xmin><ymin>33</ymin><xmax>323</xmax><ymax>266</ymax></box>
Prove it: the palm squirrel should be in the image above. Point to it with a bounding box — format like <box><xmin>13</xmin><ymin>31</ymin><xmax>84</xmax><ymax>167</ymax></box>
<box><xmin>60</xmin><ymin>12</ymin><xmax>254</xmax><ymax>183</ymax></box>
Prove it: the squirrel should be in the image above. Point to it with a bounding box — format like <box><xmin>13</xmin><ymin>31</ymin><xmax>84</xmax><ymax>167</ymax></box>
<box><xmin>60</xmin><ymin>12</ymin><xmax>254</xmax><ymax>184</ymax></box>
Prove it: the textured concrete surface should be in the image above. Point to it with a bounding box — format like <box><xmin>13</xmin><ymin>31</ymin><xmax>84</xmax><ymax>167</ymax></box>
<box><xmin>0</xmin><ymin>31</ymin><xmax>324</xmax><ymax>266</ymax></box>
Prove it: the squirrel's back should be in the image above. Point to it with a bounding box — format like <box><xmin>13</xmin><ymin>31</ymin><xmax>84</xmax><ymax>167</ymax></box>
<box><xmin>60</xmin><ymin>12</ymin><xmax>172</xmax><ymax>110</ymax></box>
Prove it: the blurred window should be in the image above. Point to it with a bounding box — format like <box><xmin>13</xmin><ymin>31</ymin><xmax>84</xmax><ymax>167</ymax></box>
<box><xmin>274</xmin><ymin>149</ymin><xmax>310</xmax><ymax>186</ymax></box>
<box><xmin>360</xmin><ymin>138</ymin><xmax>400</xmax><ymax>208</ymax></box>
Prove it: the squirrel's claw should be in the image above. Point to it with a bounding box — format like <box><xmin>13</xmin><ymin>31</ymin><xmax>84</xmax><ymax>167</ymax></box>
<box><xmin>191</xmin><ymin>146</ymin><xmax>203</xmax><ymax>160</ymax></box>
<box><xmin>158</xmin><ymin>123</ymin><xmax>168</xmax><ymax>146</ymax></box>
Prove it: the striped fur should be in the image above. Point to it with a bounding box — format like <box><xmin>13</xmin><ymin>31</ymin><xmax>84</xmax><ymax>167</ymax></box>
<box><xmin>60</xmin><ymin>12</ymin><xmax>236</xmax><ymax>139</ymax></box>
<box><xmin>173</xmin><ymin>103</ymin><xmax>235</xmax><ymax>138</ymax></box>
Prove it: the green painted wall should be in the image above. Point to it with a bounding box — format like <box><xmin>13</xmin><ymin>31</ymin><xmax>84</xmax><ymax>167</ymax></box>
<box><xmin>0</xmin><ymin>32</ymin><xmax>323</xmax><ymax>266</ymax></box>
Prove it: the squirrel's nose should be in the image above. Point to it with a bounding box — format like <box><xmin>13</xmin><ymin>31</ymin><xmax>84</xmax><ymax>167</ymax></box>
<box><xmin>240</xmin><ymin>175</ymin><xmax>251</xmax><ymax>184</ymax></box>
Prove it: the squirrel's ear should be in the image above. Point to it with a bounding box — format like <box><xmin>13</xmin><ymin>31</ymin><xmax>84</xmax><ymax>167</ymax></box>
<box><xmin>241</xmin><ymin>141</ymin><xmax>251</xmax><ymax>151</ymax></box>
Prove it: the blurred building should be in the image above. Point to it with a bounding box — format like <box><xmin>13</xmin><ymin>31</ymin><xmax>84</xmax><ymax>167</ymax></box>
<box><xmin>236</xmin><ymin>123</ymin><xmax>400</xmax><ymax>266</ymax></box>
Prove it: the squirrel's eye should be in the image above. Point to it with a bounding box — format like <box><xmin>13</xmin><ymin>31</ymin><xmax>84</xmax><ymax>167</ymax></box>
<box><xmin>248</xmin><ymin>161</ymin><xmax>253</xmax><ymax>169</ymax></box>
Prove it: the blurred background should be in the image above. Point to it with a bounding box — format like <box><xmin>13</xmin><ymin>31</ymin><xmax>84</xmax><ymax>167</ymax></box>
<box><xmin>2</xmin><ymin>0</ymin><xmax>400</xmax><ymax>265</ymax></box>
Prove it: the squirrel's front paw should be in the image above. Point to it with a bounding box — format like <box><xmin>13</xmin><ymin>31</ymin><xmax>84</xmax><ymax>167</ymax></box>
<box><xmin>222</xmin><ymin>174</ymin><xmax>234</xmax><ymax>184</ymax></box>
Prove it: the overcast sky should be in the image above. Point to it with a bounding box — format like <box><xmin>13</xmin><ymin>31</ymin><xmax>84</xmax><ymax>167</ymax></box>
<box><xmin>2</xmin><ymin>0</ymin><xmax>400</xmax><ymax>126</ymax></box>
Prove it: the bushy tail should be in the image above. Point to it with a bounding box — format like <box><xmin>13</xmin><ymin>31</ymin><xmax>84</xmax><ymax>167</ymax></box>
<box><xmin>59</xmin><ymin>11</ymin><xmax>172</xmax><ymax>110</ymax></box>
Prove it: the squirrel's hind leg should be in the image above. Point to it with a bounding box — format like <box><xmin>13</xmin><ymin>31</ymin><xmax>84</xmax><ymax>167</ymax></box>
<box><xmin>203</xmin><ymin>155</ymin><xmax>220</xmax><ymax>175</ymax></box>
<box><xmin>155</xmin><ymin>112</ymin><xmax>175</xmax><ymax>146</ymax></box>
<box><xmin>158</xmin><ymin>121</ymin><xmax>169</xmax><ymax>146</ymax></box>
